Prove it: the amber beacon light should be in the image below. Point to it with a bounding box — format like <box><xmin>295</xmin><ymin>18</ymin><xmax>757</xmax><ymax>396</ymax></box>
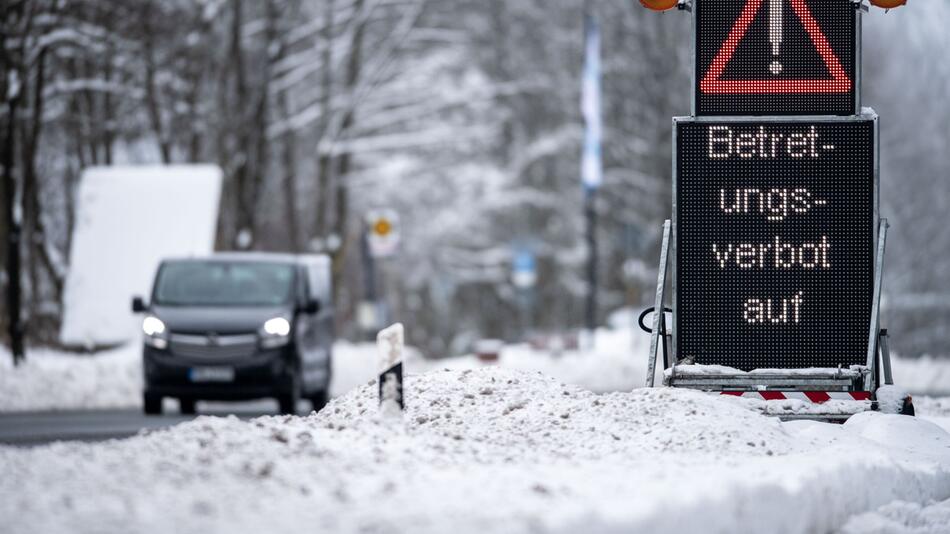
<box><xmin>869</xmin><ymin>0</ymin><xmax>907</xmax><ymax>8</ymax></box>
<box><xmin>640</xmin><ymin>0</ymin><xmax>679</xmax><ymax>11</ymax></box>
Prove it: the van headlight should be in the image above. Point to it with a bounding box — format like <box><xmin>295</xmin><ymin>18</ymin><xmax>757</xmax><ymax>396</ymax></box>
<box><xmin>142</xmin><ymin>316</ymin><xmax>168</xmax><ymax>349</ymax></box>
<box><xmin>261</xmin><ymin>317</ymin><xmax>291</xmax><ymax>348</ymax></box>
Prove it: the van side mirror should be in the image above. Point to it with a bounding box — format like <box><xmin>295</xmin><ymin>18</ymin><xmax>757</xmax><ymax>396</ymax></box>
<box><xmin>301</xmin><ymin>298</ymin><xmax>320</xmax><ymax>315</ymax></box>
<box><xmin>131</xmin><ymin>296</ymin><xmax>148</xmax><ymax>313</ymax></box>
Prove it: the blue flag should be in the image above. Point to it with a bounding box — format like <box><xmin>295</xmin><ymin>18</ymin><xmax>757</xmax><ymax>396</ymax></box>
<box><xmin>581</xmin><ymin>14</ymin><xmax>603</xmax><ymax>191</ymax></box>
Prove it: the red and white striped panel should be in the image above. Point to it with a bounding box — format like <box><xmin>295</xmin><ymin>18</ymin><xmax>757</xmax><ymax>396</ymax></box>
<box><xmin>720</xmin><ymin>391</ymin><xmax>871</xmax><ymax>403</ymax></box>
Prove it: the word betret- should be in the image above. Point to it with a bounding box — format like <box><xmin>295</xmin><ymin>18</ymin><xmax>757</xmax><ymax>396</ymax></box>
<box><xmin>707</xmin><ymin>125</ymin><xmax>835</xmax><ymax>159</ymax></box>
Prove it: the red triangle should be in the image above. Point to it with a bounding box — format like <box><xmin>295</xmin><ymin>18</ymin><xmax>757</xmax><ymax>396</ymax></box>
<box><xmin>700</xmin><ymin>0</ymin><xmax>852</xmax><ymax>94</ymax></box>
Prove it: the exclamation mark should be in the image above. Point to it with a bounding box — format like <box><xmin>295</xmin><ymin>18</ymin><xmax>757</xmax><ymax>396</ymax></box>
<box><xmin>769</xmin><ymin>0</ymin><xmax>783</xmax><ymax>75</ymax></box>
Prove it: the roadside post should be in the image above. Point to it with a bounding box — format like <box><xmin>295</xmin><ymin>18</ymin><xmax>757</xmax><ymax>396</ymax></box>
<box><xmin>377</xmin><ymin>323</ymin><xmax>405</xmax><ymax>414</ymax></box>
<box><xmin>640</xmin><ymin>0</ymin><xmax>911</xmax><ymax>420</ymax></box>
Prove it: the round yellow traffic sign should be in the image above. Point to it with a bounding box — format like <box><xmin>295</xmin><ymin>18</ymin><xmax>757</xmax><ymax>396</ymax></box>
<box><xmin>374</xmin><ymin>218</ymin><xmax>392</xmax><ymax>237</ymax></box>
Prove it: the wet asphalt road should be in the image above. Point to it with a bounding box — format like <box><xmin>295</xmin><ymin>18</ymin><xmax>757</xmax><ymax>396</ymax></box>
<box><xmin>0</xmin><ymin>410</ymin><xmax>197</xmax><ymax>446</ymax></box>
<box><xmin>0</xmin><ymin>401</ymin><xmax>300</xmax><ymax>446</ymax></box>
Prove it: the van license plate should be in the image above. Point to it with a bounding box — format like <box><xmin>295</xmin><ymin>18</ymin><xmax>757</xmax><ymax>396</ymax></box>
<box><xmin>189</xmin><ymin>367</ymin><xmax>235</xmax><ymax>382</ymax></box>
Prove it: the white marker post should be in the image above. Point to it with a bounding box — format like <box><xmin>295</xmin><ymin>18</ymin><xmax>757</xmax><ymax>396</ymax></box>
<box><xmin>377</xmin><ymin>323</ymin><xmax>405</xmax><ymax>414</ymax></box>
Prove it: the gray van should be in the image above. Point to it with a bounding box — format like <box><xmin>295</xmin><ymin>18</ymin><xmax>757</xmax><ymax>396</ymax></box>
<box><xmin>132</xmin><ymin>253</ymin><xmax>333</xmax><ymax>415</ymax></box>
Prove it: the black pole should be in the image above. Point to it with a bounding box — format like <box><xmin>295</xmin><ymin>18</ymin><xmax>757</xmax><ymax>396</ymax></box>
<box><xmin>585</xmin><ymin>187</ymin><xmax>598</xmax><ymax>334</ymax></box>
<box><xmin>583</xmin><ymin>0</ymin><xmax>598</xmax><ymax>336</ymax></box>
<box><xmin>361</xmin><ymin>230</ymin><xmax>377</xmax><ymax>304</ymax></box>
<box><xmin>2</xmin><ymin>78</ymin><xmax>25</xmax><ymax>365</ymax></box>
<box><xmin>360</xmin><ymin>228</ymin><xmax>377</xmax><ymax>341</ymax></box>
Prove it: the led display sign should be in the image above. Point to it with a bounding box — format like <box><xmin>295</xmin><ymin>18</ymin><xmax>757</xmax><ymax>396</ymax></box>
<box><xmin>675</xmin><ymin>117</ymin><xmax>875</xmax><ymax>370</ymax></box>
<box><xmin>695</xmin><ymin>0</ymin><xmax>857</xmax><ymax>116</ymax></box>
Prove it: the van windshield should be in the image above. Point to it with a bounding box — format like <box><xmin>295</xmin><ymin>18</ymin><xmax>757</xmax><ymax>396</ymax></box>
<box><xmin>153</xmin><ymin>261</ymin><xmax>295</xmax><ymax>307</ymax></box>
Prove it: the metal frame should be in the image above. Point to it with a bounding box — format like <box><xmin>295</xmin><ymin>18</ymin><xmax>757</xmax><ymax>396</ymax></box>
<box><xmin>670</xmin><ymin>110</ymin><xmax>879</xmax><ymax>366</ymax></box>
<box><xmin>864</xmin><ymin>218</ymin><xmax>888</xmax><ymax>391</ymax></box>
<box><xmin>854</xmin><ymin>0</ymin><xmax>864</xmax><ymax>113</ymax></box>
<box><xmin>690</xmin><ymin>0</ymin><xmax>697</xmax><ymax>116</ymax></box>
<box><xmin>666</xmin><ymin>220</ymin><xmax>891</xmax><ymax>395</ymax></box>
<box><xmin>691</xmin><ymin>0</ymin><xmax>864</xmax><ymax>117</ymax></box>
<box><xmin>669</xmin><ymin>373</ymin><xmax>862</xmax><ymax>392</ymax></box>
<box><xmin>880</xmin><ymin>328</ymin><xmax>893</xmax><ymax>385</ymax></box>
<box><xmin>665</xmin><ymin>217</ymin><xmax>888</xmax><ymax>395</ymax></box>
<box><xmin>646</xmin><ymin>220</ymin><xmax>672</xmax><ymax>387</ymax></box>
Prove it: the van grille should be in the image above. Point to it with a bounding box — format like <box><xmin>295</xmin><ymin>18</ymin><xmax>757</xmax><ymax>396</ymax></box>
<box><xmin>169</xmin><ymin>333</ymin><xmax>259</xmax><ymax>360</ymax></box>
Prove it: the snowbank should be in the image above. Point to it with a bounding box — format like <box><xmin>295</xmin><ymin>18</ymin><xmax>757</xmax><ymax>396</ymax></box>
<box><xmin>1</xmin><ymin>367</ymin><xmax>948</xmax><ymax>533</ymax></box>
<box><xmin>431</xmin><ymin>325</ymin><xmax>656</xmax><ymax>392</ymax></box>
<box><xmin>0</xmin><ymin>342</ymin><xmax>382</xmax><ymax>412</ymax></box>
<box><xmin>0</xmin><ymin>344</ymin><xmax>142</xmax><ymax>412</ymax></box>
<box><xmin>839</xmin><ymin>498</ymin><xmax>950</xmax><ymax>534</ymax></box>
<box><xmin>330</xmin><ymin>341</ymin><xmax>426</xmax><ymax>398</ymax></box>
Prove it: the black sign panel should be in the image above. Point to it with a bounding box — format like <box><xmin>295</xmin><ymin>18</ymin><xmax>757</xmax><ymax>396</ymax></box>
<box><xmin>695</xmin><ymin>0</ymin><xmax>857</xmax><ymax>116</ymax></box>
<box><xmin>675</xmin><ymin>118</ymin><xmax>874</xmax><ymax>370</ymax></box>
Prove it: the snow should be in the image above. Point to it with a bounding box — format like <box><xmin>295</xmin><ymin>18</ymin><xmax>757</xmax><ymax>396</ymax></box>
<box><xmin>2</xmin><ymin>367</ymin><xmax>950</xmax><ymax>533</ymax></box>
<box><xmin>0</xmin><ymin>344</ymin><xmax>142</xmax><ymax>412</ymax></box>
<box><xmin>876</xmin><ymin>385</ymin><xmax>911</xmax><ymax>415</ymax></box>
<box><xmin>892</xmin><ymin>356</ymin><xmax>950</xmax><ymax>397</ymax></box>
<box><xmin>430</xmin><ymin>326</ymin><xmax>656</xmax><ymax>393</ymax></box>
<box><xmin>0</xmin><ymin>341</ymin><xmax>382</xmax><ymax>412</ymax></box>
<box><xmin>5</xmin><ymin>321</ymin><xmax>950</xmax><ymax>531</ymax></box>
<box><xmin>330</xmin><ymin>341</ymin><xmax>423</xmax><ymax>399</ymax></box>
<box><xmin>722</xmin><ymin>395</ymin><xmax>874</xmax><ymax>417</ymax></box>
<box><xmin>59</xmin><ymin>165</ymin><xmax>222</xmax><ymax>347</ymax></box>
<box><xmin>665</xmin><ymin>364</ymin><xmax>868</xmax><ymax>379</ymax></box>
<box><xmin>839</xmin><ymin>499</ymin><xmax>950</xmax><ymax>534</ymax></box>
<box><xmin>844</xmin><ymin>410</ymin><xmax>950</xmax><ymax>458</ymax></box>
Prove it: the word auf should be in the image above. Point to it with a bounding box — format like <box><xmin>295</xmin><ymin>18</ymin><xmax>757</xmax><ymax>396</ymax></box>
<box><xmin>744</xmin><ymin>292</ymin><xmax>804</xmax><ymax>325</ymax></box>
<box><xmin>707</xmin><ymin>125</ymin><xmax>835</xmax><ymax>159</ymax></box>
<box><xmin>712</xmin><ymin>236</ymin><xmax>831</xmax><ymax>269</ymax></box>
<box><xmin>719</xmin><ymin>187</ymin><xmax>827</xmax><ymax>221</ymax></box>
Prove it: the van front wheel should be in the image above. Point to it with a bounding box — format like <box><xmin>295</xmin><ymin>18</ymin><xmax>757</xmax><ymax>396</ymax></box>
<box><xmin>309</xmin><ymin>390</ymin><xmax>329</xmax><ymax>412</ymax></box>
<box><xmin>179</xmin><ymin>398</ymin><xmax>196</xmax><ymax>415</ymax></box>
<box><xmin>144</xmin><ymin>393</ymin><xmax>163</xmax><ymax>415</ymax></box>
<box><xmin>277</xmin><ymin>377</ymin><xmax>300</xmax><ymax>415</ymax></box>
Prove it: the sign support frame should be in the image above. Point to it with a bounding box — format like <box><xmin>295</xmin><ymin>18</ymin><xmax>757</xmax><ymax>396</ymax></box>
<box><xmin>864</xmin><ymin>218</ymin><xmax>888</xmax><ymax>391</ymax></box>
<box><xmin>646</xmin><ymin>220</ymin><xmax>672</xmax><ymax>387</ymax></box>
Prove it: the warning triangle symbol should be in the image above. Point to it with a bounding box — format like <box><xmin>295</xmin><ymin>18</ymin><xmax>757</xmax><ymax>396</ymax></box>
<box><xmin>700</xmin><ymin>0</ymin><xmax>852</xmax><ymax>94</ymax></box>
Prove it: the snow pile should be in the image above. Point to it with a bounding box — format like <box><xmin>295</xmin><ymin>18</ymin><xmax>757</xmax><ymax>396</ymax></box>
<box><xmin>436</xmin><ymin>326</ymin><xmax>655</xmax><ymax>392</ymax></box>
<box><xmin>839</xmin><ymin>499</ymin><xmax>950</xmax><ymax>534</ymax></box>
<box><xmin>875</xmin><ymin>385</ymin><xmax>911</xmax><ymax>415</ymax></box>
<box><xmin>322</xmin><ymin>368</ymin><xmax>797</xmax><ymax>460</ymax></box>
<box><xmin>0</xmin><ymin>344</ymin><xmax>142</xmax><ymax>412</ymax></box>
<box><xmin>334</xmin><ymin>323</ymin><xmax>653</xmax><ymax>397</ymax></box>
<box><xmin>330</xmin><ymin>341</ymin><xmax>425</xmax><ymax>398</ymax></box>
<box><xmin>722</xmin><ymin>395</ymin><xmax>874</xmax><ymax>417</ymax></box>
<box><xmin>2</xmin><ymin>367</ymin><xmax>949</xmax><ymax>533</ymax></box>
